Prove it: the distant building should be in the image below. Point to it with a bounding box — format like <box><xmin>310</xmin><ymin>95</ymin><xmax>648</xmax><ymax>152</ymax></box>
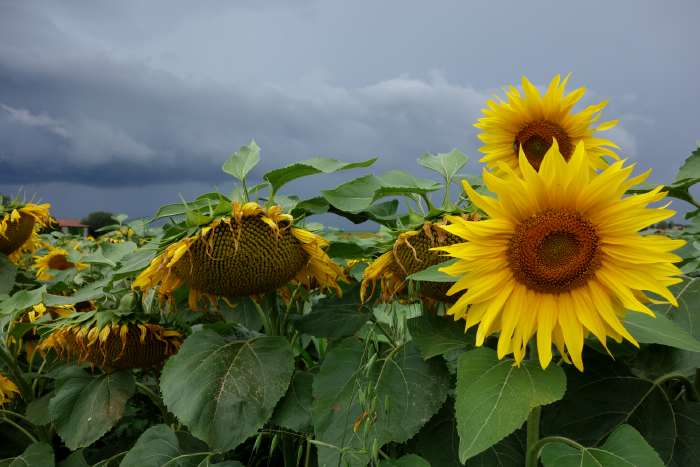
<box><xmin>56</xmin><ymin>219</ymin><xmax>89</xmax><ymax>237</ymax></box>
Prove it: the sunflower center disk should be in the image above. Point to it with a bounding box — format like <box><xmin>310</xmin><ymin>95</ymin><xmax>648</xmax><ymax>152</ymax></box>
<box><xmin>48</xmin><ymin>254</ymin><xmax>74</xmax><ymax>270</ymax></box>
<box><xmin>508</xmin><ymin>210</ymin><xmax>600</xmax><ymax>293</ymax></box>
<box><xmin>514</xmin><ymin>120</ymin><xmax>573</xmax><ymax>170</ymax></box>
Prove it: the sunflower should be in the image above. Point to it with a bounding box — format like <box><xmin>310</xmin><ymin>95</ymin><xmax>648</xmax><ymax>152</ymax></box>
<box><xmin>0</xmin><ymin>373</ymin><xmax>19</xmax><ymax>406</ymax></box>
<box><xmin>476</xmin><ymin>74</ymin><xmax>619</xmax><ymax>174</ymax></box>
<box><xmin>32</xmin><ymin>247</ymin><xmax>88</xmax><ymax>281</ymax></box>
<box><xmin>133</xmin><ymin>201</ymin><xmax>345</xmax><ymax>310</ymax></box>
<box><xmin>39</xmin><ymin>317</ymin><xmax>182</xmax><ymax>370</ymax></box>
<box><xmin>361</xmin><ymin>218</ymin><xmax>477</xmax><ymax>303</ymax></box>
<box><xmin>436</xmin><ymin>142</ymin><xmax>685</xmax><ymax>371</ymax></box>
<box><xmin>0</xmin><ymin>203</ymin><xmax>51</xmax><ymax>262</ymax></box>
<box><xmin>26</xmin><ymin>303</ymin><xmax>75</xmax><ymax>322</ymax></box>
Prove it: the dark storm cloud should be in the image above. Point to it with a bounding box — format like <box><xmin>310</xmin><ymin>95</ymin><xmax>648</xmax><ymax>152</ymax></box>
<box><xmin>0</xmin><ymin>0</ymin><xmax>698</xmax><ymax>219</ymax></box>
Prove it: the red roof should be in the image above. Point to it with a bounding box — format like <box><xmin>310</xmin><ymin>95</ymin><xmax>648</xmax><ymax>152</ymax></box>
<box><xmin>56</xmin><ymin>219</ymin><xmax>87</xmax><ymax>228</ymax></box>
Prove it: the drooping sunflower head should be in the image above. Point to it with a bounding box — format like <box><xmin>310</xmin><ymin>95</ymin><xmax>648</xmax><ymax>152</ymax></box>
<box><xmin>436</xmin><ymin>141</ymin><xmax>684</xmax><ymax>371</ymax></box>
<box><xmin>361</xmin><ymin>217</ymin><xmax>478</xmax><ymax>303</ymax></box>
<box><xmin>32</xmin><ymin>247</ymin><xmax>88</xmax><ymax>281</ymax></box>
<box><xmin>0</xmin><ymin>373</ymin><xmax>19</xmax><ymax>406</ymax></box>
<box><xmin>475</xmin><ymin>74</ymin><xmax>619</xmax><ymax>174</ymax></box>
<box><xmin>0</xmin><ymin>203</ymin><xmax>51</xmax><ymax>262</ymax></box>
<box><xmin>133</xmin><ymin>201</ymin><xmax>345</xmax><ymax>309</ymax></box>
<box><xmin>39</xmin><ymin>314</ymin><xmax>182</xmax><ymax>371</ymax></box>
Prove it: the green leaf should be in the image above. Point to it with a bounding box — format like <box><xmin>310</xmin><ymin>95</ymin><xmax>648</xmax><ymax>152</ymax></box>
<box><xmin>669</xmin><ymin>402</ymin><xmax>700</xmax><ymax>466</ymax></box>
<box><xmin>0</xmin><ymin>286</ymin><xmax>45</xmax><ymax>316</ymax></box>
<box><xmin>456</xmin><ymin>348</ymin><xmax>566</xmax><ymax>462</ymax></box>
<box><xmin>407</xmin><ymin>312</ymin><xmax>473</xmax><ymax>359</ymax></box>
<box><xmin>321</xmin><ymin>175</ymin><xmax>382</xmax><ymax>213</ymax></box>
<box><xmin>271</xmin><ymin>371</ymin><xmax>313</xmax><ymax>433</ymax></box>
<box><xmin>674</xmin><ymin>146</ymin><xmax>700</xmax><ymax>184</ymax></box>
<box><xmin>25</xmin><ymin>392</ymin><xmax>53</xmax><ymax>426</ymax></box>
<box><xmin>160</xmin><ymin>331</ymin><xmax>294</xmax><ymax>452</ymax></box>
<box><xmin>543</xmin><ymin>354</ymin><xmax>676</xmax><ymax>463</ymax></box>
<box><xmin>625</xmin><ymin>312</ymin><xmax>700</xmax><ymax>352</ymax></box>
<box><xmin>264</xmin><ymin>157</ymin><xmax>376</xmax><ymax>193</ymax></box>
<box><xmin>407</xmin><ymin>260</ymin><xmax>457</xmax><ymax>283</ymax></box>
<box><xmin>49</xmin><ymin>368</ymin><xmax>135</xmax><ymax>450</ymax></box>
<box><xmin>378</xmin><ymin>454</ymin><xmax>431</xmax><ymax>467</ymax></box>
<box><xmin>375</xmin><ymin>170</ymin><xmax>442</xmax><ymax>198</ymax></box>
<box><xmin>312</xmin><ymin>339</ymin><xmax>450</xmax><ymax>467</ymax></box>
<box><xmin>222</xmin><ymin>140</ymin><xmax>261</xmax><ymax>181</ymax></box>
<box><xmin>57</xmin><ymin>450</ymin><xmax>89</xmax><ymax>467</ymax></box>
<box><xmin>418</xmin><ymin>149</ymin><xmax>469</xmax><ymax>180</ymax></box>
<box><xmin>291</xmin><ymin>197</ymin><xmax>330</xmax><ymax>218</ymax></box>
<box><xmin>120</xmin><ymin>424</ymin><xmax>210</xmax><ymax>467</ymax></box>
<box><xmin>0</xmin><ymin>442</ymin><xmax>54</xmax><ymax>467</ymax></box>
<box><xmin>113</xmin><ymin>246</ymin><xmax>157</xmax><ymax>279</ymax></box>
<box><xmin>541</xmin><ymin>424</ymin><xmax>664</xmax><ymax>467</ymax></box>
<box><xmin>410</xmin><ymin>399</ymin><xmax>524</xmax><ymax>467</ymax></box>
<box><xmin>292</xmin><ymin>284</ymin><xmax>369</xmax><ymax>338</ymax></box>
<box><xmin>0</xmin><ymin>254</ymin><xmax>17</xmax><ymax>295</ymax></box>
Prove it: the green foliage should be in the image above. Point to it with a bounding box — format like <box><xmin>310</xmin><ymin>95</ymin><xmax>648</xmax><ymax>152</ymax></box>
<box><xmin>160</xmin><ymin>331</ymin><xmax>294</xmax><ymax>452</ymax></box>
<box><xmin>312</xmin><ymin>339</ymin><xmax>450</xmax><ymax>467</ymax></box>
<box><xmin>222</xmin><ymin>140</ymin><xmax>261</xmax><ymax>182</ymax></box>
<box><xmin>120</xmin><ymin>425</ymin><xmax>211</xmax><ymax>467</ymax></box>
<box><xmin>0</xmin><ymin>254</ymin><xmax>17</xmax><ymax>295</ymax></box>
<box><xmin>541</xmin><ymin>425</ymin><xmax>664</xmax><ymax>467</ymax></box>
<box><xmin>456</xmin><ymin>348</ymin><xmax>566</xmax><ymax>462</ymax></box>
<box><xmin>0</xmin><ymin>442</ymin><xmax>55</xmax><ymax>467</ymax></box>
<box><xmin>264</xmin><ymin>157</ymin><xmax>376</xmax><ymax>194</ymax></box>
<box><xmin>407</xmin><ymin>312</ymin><xmax>472</xmax><ymax>359</ymax></box>
<box><xmin>49</xmin><ymin>368</ymin><xmax>135</xmax><ymax>450</ymax></box>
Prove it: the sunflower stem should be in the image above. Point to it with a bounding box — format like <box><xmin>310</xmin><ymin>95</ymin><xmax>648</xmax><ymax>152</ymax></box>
<box><xmin>525</xmin><ymin>406</ymin><xmax>542</xmax><ymax>467</ymax></box>
<box><xmin>0</xmin><ymin>344</ymin><xmax>33</xmax><ymax>403</ymax></box>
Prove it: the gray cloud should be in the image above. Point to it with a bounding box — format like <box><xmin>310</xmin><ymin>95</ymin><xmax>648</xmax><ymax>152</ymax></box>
<box><xmin>0</xmin><ymin>0</ymin><xmax>698</xmax><ymax>220</ymax></box>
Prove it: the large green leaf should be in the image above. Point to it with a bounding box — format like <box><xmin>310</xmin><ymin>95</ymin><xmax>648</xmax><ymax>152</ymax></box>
<box><xmin>0</xmin><ymin>254</ymin><xmax>17</xmax><ymax>295</ymax></box>
<box><xmin>321</xmin><ymin>175</ymin><xmax>382</xmax><ymax>213</ymax></box>
<box><xmin>49</xmin><ymin>368</ymin><xmax>134</xmax><ymax>450</ymax></box>
<box><xmin>625</xmin><ymin>312</ymin><xmax>700</xmax><ymax>352</ymax></box>
<box><xmin>418</xmin><ymin>149</ymin><xmax>469</xmax><ymax>180</ymax></box>
<box><xmin>222</xmin><ymin>140</ymin><xmax>261</xmax><ymax>181</ymax></box>
<box><xmin>374</xmin><ymin>170</ymin><xmax>442</xmax><ymax>198</ymax></box>
<box><xmin>160</xmin><ymin>331</ymin><xmax>294</xmax><ymax>452</ymax></box>
<box><xmin>674</xmin><ymin>146</ymin><xmax>700</xmax><ymax>184</ymax></box>
<box><xmin>406</xmin><ymin>260</ymin><xmax>457</xmax><ymax>283</ymax></box>
<box><xmin>407</xmin><ymin>312</ymin><xmax>472</xmax><ymax>359</ymax></box>
<box><xmin>543</xmin><ymin>354</ymin><xmax>677</xmax><ymax>463</ymax></box>
<box><xmin>271</xmin><ymin>371</ymin><xmax>314</xmax><ymax>433</ymax></box>
<box><xmin>455</xmin><ymin>348</ymin><xmax>566</xmax><ymax>462</ymax></box>
<box><xmin>410</xmin><ymin>399</ymin><xmax>524</xmax><ymax>467</ymax></box>
<box><xmin>669</xmin><ymin>402</ymin><xmax>700</xmax><ymax>466</ymax></box>
<box><xmin>0</xmin><ymin>442</ymin><xmax>54</xmax><ymax>467</ymax></box>
<box><xmin>264</xmin><ymin>157</ymin><xmax>376</xmax><ymax>193</ymax></box>
<box><xmin>292</xmin><ymin>284</ymin><xmax>370</xmax><ymax>338</ymax></box>
<box><xmin>312</xmin><ymin>339</ymin><xmax>450</xmax><ymax>467</ymax></box>
<box><xmin>541</xmin><ymin>424</ymin><xmax>664</xmax><ymax>467</ymax></box>
<box><xmin>120</xmin><ymin>424</ymin><xmax>210</xmax><ymax>467</ymax></box>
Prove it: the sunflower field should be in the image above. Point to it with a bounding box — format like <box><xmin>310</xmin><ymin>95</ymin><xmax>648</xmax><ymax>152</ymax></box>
<box><xmin>2</xmin><ymin>75</ymin><xmax>700</xmax><ymax>467</ymax></box>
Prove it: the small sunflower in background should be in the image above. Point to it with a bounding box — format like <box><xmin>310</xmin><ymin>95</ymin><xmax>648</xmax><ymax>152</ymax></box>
<box><xmin>0</xmin><ymin>373</ymin><xmax>19</xmax><ymax>406</ymax></box>
<box><xmin>38</xmin><ymin>312</ymin><xmax>182</xmax><ymax>371</ymax></box>
<box><xmin>436</xmin><ymin>142</ymin><xmax>684</xmax><ymax>371</ymax></box>
<box><xmin>0</xmin><ymin>201</ymin><xmax>51</xmax><ymax>262</ymax></box>
<box><xmin>476</xmin><ymin>74</ymin><xmax>619</xmax><ymax>173</ymax></box>
<box><xmin>32</xmin><ymin>247</ymin><xmax>88</xmax><ymax>281</ymax></box>
<box><xmin>361</xmin><ymin>216</ymin><xmax>478</xmax><ymax>303</ymax></box>
<box><xmin>134</xmin><ymin>201</ymin><xmax>345</xmax><ymax>310</ymax></box>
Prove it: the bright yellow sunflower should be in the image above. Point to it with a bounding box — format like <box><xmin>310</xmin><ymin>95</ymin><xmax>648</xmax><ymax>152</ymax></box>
<box><xmin>436</xmin><ymin>142</ymin><xmax>685</xmax><ymax>371</ymax></box>
<box><xmin>476</xmin><ymin>74</ymin><xmax>619</xmax><ymax>173</ymax></box>
<box><xmin>32</xmin><ymin>247</ymin><xmax>88</xmax><ymax>281</ymax></box>
<box><xmin>0</xmin><ymin>373</ymin><xmax>19</xmax><ymax>406</ymax></box>
<box><xmin>0</xmin><ymin>203</ymin><xmax>51</xmax><ymax>262</ymax></box>
<box><xmin>133</xmin><ymin>201</ymin><xmax>345</xmax><ymax>310</ymax></box>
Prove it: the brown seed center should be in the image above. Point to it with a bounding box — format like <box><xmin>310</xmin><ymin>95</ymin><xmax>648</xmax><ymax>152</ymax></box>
<box><xmin>514</xmin><ymin>120</ymin><xmax>573</xmax><ymax>170</ymax></box>
<box><xmin>507</xmin><ymin>210</ymin><xmax>599</xmax><ymax>293</ymax></box>
<box><xmin>47</xmin><ymin>254</ymin><xmax>74</xmax><ymax>270</ymax></box>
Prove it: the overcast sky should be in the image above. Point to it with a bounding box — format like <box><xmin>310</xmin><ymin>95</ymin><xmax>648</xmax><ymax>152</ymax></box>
<box><xmin>1</xmin><ymin>0</ymin><xmax>698</xmax><ymax>223</ymax></box>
